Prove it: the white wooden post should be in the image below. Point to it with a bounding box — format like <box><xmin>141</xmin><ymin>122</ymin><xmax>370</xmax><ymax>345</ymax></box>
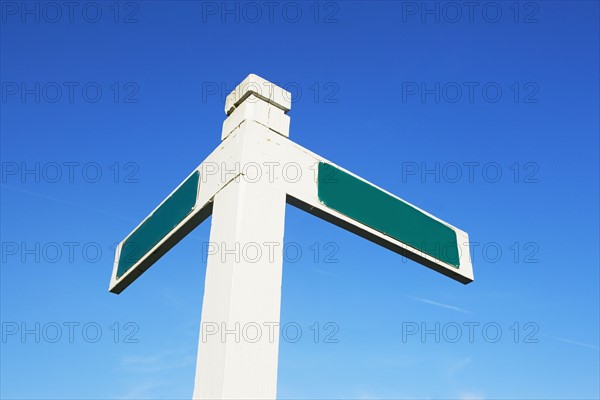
<box><xmin>193</xmin><ymin>76</ymin><xmax>292</xmax><ymax>399</ymax></box>
<box><xmin>110</xmin><ymin>73</ymin><xmax>473</xmax><ymax>399</ymax></box>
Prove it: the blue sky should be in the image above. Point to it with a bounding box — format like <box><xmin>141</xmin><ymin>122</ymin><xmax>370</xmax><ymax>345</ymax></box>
<box><xmin>1</xmin><ymin>1</ymin><xmax>599</xmax><ymax>399</ymax></box>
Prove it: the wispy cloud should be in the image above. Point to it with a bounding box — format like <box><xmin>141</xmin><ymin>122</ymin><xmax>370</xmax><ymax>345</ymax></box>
<box><xmin>1</xmin><ymin>184</ymin><xmax>136</xmax><ymax>222</ymax></box>
<box><xmin>407</xmin><ymin>295</ymin><xmax>470</xmax><ymax>314</ymax></box>
<box><xmin>115</xmin><ymin>348</ymin><xmax>196</xmax><ymax>399</ymax></box>
<box><xmin>547</xmin><ymin>335</ymin><xmax>600</xmax><ymax>351</ymax></box>
<box><xmin>312</xmin><ymin>267</ymin><xmax>340</xmax><ymax>278</ymax></box>
<box><xmin>118</xmin><ymin>348</ymin><xmax>196</xmax><ymax>374</ymax></box>
<box><xmin>459</xmin><ymin>392</ymin><xmax>485</xmax><ymax>400</ymax></box>
<box><xmin>449</xmin><ymin>356</ymin><xmax>472</xmax><ymax>376</ymax></box>
<box><xmin>116</xmin><ymin>379</ymin><xmax>169</xmax><ymax>399</ymax></box>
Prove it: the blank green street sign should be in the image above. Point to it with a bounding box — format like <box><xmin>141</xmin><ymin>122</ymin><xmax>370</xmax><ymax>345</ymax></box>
<box><xmin>317</xmin><ymin>162</ymin><xmax>460</xmax><ymax>268</ymax></box>
<box><xmin>116</xmin><ymin>171</ymin><xmax>200</xmax><ymax>279</ymax></box>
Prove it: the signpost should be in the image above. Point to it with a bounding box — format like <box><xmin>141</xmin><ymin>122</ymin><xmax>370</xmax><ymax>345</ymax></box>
<box><xmin>110</xmin><ymin>74</ymin><xmax>474</xmax><ymax>399</ymax></box>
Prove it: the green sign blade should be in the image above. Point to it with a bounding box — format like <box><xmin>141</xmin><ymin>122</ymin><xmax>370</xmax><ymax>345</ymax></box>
<box><xmin>317</xmin><ymin>162</ymin><xmax>460</xmax><ymax>268</ymax></box>
<box><xmin>117</xmin><ymin>171</ymin><xmax>200</xmax><ymax>279</ymax></box>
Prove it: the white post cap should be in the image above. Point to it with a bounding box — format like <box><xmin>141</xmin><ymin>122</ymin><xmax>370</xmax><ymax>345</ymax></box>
<box><xmin>225</xmin><ymin>74</ymin><xmax>292</xmax><ymax>116</ymax></box>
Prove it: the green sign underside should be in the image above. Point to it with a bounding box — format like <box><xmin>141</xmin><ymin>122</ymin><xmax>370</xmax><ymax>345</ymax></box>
<box><xmin>317</xmin><ymin>163</ymin><xmax>460</xmax><ymax>268</ymax></box>
<box><xmin>117</xmin><ymin>171</ymin><xmax>200</xmax><ymax>278</ymax></box>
